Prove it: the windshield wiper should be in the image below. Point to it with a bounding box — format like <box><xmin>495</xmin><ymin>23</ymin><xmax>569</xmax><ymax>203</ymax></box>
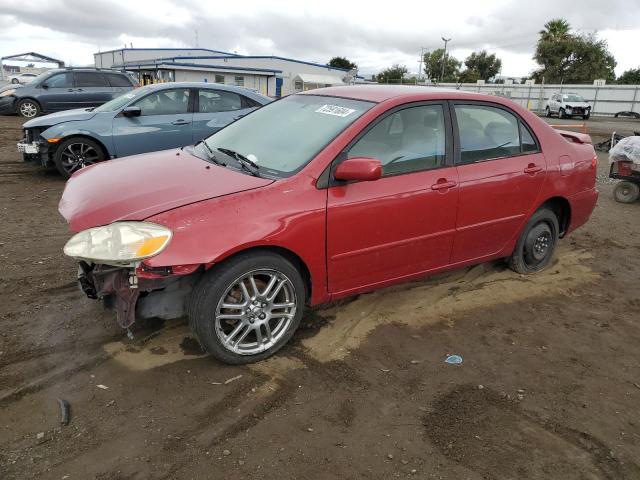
<box><xmin>217</xmin><ymin>147</ymin><xmax>260</xmax><ymax>176</ymax></box>
<box><xmin>195</xmin><ymin>140</ymin><xmax>227</xmax><ymax>167</ymax></box>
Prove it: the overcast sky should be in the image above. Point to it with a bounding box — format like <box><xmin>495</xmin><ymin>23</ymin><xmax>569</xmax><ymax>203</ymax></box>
<box><xmin>1</xmin><ymin>0</ymin><xmax>639</xmax><ymax>78</ymax></box>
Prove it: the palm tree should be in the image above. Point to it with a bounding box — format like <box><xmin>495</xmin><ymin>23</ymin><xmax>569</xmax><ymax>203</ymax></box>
<box><xmin>539</xmin><ymin>19</ymin><xmax>571</xmax><ymax>42</ymax></box>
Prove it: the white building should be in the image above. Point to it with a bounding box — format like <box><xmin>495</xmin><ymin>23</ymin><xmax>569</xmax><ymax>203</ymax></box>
<box><xmin>94</xmin><ymin>48</ymin><xmax>352</xmax><ymax>97</ymax></box>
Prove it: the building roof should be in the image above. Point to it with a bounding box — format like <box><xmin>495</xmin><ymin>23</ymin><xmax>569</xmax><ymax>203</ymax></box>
<box><xmin>95</xmin><ymin>47</ymin><xmax>239</xmax><ymax>57</ymax></box>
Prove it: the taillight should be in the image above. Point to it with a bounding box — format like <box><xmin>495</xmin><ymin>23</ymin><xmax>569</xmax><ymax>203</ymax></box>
<box><xmin>618</xmin><ymin>161</ymin><xmax>633</xmax><ymax>177</ymax></box>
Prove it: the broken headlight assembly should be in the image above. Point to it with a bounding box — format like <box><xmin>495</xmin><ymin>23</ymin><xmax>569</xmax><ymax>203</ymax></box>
<box><xmin>63</xmin><ymin>221</ymin><xmax>172</xmax><ymax>265</ymax></box>
<box><xmin>0</xmin><ymin>89</ymin><xmax>16</xmax><ymax>97</ymax></box>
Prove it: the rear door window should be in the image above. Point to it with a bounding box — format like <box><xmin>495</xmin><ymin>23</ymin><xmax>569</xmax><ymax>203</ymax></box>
<box><xmin>106</xmin><ymin>73</ymin><xmax>134</xmax><ymax>87</ymax></box>
<box><xmin>198</xmin><ymin>89</ymin><xmax>243</xmax><ymax>113</ymax></box>
<box><xmin>75</xmin><ymin>72</ymin><xmax>109</xmax><ymax>87</ymax></box>
<box><xmin>454</xmin><ymin>105</ymin><xmax>521</xmax><ymax>163</ymax></box>
<box><xmin>134</xmin><ymin>89</ymin><xmax>191</xmax><ymax>116</ymax></box>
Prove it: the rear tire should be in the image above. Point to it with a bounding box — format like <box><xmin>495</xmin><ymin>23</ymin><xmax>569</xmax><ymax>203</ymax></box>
<box><xmin>17</xmin><ymin>99</ymin><xmax>41</xmax><ymax>118</ymax></box>
<box><xmin>188</xmin><ymin>251</ymin><xmax>306</xmax><ymax>365</ymax></box>
<box><xmin>53</xmin><ymin>137</ymin><xmax>106</xmax><ymax>179</ymax></box>
<box><xmin>509</xmin><ymin>208</ymin><xmax>559</xmax><ymax>274</ymax></box>
<box><xmin>545</xmin><ymin>106</ymin><xmax>551</xmax><ymax>117</ymax></box>
<box><xmin>613</xmin><ymin>181</ymin><xmax>640</xmax><ymax>204</ymax></box>
<box><xmin>583</xmin><ymin>113</ymin><xmax>590</xmax><ymax>120</ymax></box>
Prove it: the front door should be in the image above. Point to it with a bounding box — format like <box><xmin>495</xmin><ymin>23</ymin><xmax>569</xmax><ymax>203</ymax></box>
<box><xmin>450</xmin><ymin>103</ymin><xmax>546</xmax><ymax>264</ymax></box>
<box><xmin>37</xmin><ymin>72</ymin><xmax>76</xmax><ymax>111</ymax></box>
<box><xmin>112</xmin><ymin>88</ymin><xmax>193</xmax><ymax>158</ymax></box>
<box><xmin>326</xmin><ymin>103</ymin><xmax>458</xmax><ymax>295</ymax></box>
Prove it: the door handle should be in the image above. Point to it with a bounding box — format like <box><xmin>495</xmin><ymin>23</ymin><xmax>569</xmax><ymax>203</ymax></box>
<box><xmin>524</xmin><ymin>164</ymin><xmax>543</xmax><ymax>174</ymax></box>
<box><xmin>67</xmin><ymin>88</ymin><xmax>74</xmax><ymax>92</ymax></box>
<box><xmin>431</xmin><ymin>179</ymin><xmax>457</xmax><ymax>191</ymax></box>
<box><xmin>171</xmin><ymin>120</ymin><xmax>191</xmax><ymax>125</ymax></box>
<box><xmin>234</xmin><ymin>114</ymin><xmax>246</xmax><ymax>120</ymax></box>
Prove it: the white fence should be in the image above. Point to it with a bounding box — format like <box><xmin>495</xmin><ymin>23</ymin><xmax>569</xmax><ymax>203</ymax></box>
<box><xmin>435</xmin><ymin>82</ymin><xmax>640</xmax><ymax>117</ymax></box>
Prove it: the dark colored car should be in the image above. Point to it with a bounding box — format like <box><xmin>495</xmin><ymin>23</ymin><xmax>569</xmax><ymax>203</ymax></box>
<box><xmin>17</xmin><ymin>82</ymin><xmax>270</xmax><ymax>178</ymax></box>
<box><xmin>0</xmin><ymin>68</ymin><xmax>137</xmax><ymax>118</ymax></box>
<box><xmin>59</xmin><ymin>85</ymin><xmax>598</xmax><ymax>365</ymax></box>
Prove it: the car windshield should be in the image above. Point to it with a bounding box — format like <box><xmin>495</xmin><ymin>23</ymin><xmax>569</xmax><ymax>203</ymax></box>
<box><xmin>563</xmin><ymin>94</ymin><xmax>584</xmax><ymax>102</ymax></box>
<box><xmin>94</xmin><ymin>86</ymin><xmax>151</xmax><ymax>112</ymax></box>
<box><xmin>202</xmin><ymin>94</ymin><xmax>374</xmax><ymax>177</ymax></box>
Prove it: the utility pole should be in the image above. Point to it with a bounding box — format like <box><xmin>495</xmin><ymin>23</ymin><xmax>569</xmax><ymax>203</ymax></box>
<box><xmin>440</xmin><ymin>37</ymin><xmax>451</xmax><ymax>83</ymax></box>
<box><xmin>418</xmin><ymin>46</ymin><xmax>425</xmax><ymax>82</ymax></box>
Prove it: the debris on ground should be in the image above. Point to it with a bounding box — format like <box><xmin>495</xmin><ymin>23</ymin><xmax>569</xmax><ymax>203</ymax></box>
<box><xmin>224</xmin><ymin>375</ymin><xmax>243</xmax><ymax>385</ymax></box>
<box><xmin>96</xmin><ymin>384</ymin><xmax>109</xmax><ymax>390</ymax></box>
<box><xmin>57</xmin><ymin>398</ymin><xmax>70</xmax><ymax>426</ymax></box>
<box><xmin>444</xmin><ymin>354</ymin><xmax>463</xmax><ymax>365</ymax></box>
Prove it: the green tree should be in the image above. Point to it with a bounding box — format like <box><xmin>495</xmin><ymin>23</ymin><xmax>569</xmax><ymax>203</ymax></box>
<box><xmin>617</xmin><ymin>68</ymin><xmax>640</xmax><ymax>85</ymax></box>
<box><xmin>376</xmin><ymin>64</ymin><xmax>408</xmax><ymax>83</ymax></box>
<box><xmin>462</xmin><ymin>50</ymin><xmax>502</xmax><ymax>81</ymax></box>
<box><xmin>423</xmin><ymin>49</ymin><xmax>461</xmax><ymax>82</ymax></box>
<box><xmin>533</xmin><ymin>18</ymin><xmax>616</xmax><ymax>83</ymax></box>
<box><xmin>328</xmin><ymin>56</ymin><xmax>357</xmax><ymax>70</ymax></box>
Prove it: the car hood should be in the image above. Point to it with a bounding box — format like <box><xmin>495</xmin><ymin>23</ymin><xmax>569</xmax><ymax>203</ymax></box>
<box><xmin>23</xmin><ymin>108</ymin><xmax>98</xmax><ymax>128</ymax></box>
<box><xmin>59</xmin><ymin>149</ymin><xmax>274</xmax><ymax>232</ymax></box>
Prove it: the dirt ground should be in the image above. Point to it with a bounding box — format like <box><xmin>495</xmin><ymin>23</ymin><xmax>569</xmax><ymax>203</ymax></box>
<box><xmin>1</xmin><ymin>114</ymin><xmax>640</xmax><ymax>480</ymax></box>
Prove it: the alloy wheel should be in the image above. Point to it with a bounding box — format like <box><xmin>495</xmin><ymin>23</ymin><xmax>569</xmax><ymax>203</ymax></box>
<box><xmin>214</xmin><ymin>269</ymin><xmax>297</xmax><ymax>355</ymax></box>
<box><xmin>19</xmin><ymin>102</ymin><xmax>38</xmax><ymax>118</ymax></box>
<box><xmin>59</xmin><ymin>142</ymin><xmax>101</xmax><ymax>175</ymax></box>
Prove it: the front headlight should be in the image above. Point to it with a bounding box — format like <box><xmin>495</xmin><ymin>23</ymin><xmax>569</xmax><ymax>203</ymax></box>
<box><xmin>0</xmin><ymin>89</ymin><xmax>16</xmax><ymax>97</ymax></box>
<box><xmin>63</xmin><ymin>222</ymin><xmax>172</xmax><ymax>264</ymax></box>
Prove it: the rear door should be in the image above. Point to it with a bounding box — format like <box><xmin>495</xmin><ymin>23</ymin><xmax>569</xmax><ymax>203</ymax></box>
<box><xmin>73</xmin><ymin>72</ymin><xmax>113</xmax><ymax>108</ymax></box>
<box><xmin>112</xmin><ymin>87</ymin><xmax>194</xmax><ymax>157</ymax></box>
<box><xmin>37</xmin><ymin>72</ymin><xmax>75</xmax><ymax>111</ymax></box>
<box><xmin>192</xmin><ymin>89</ymin><xmax>255</xmax><ymax>142</ymax></box>
<box><xmin>104</xmin><ymin>72</ymin><xmax>135</xmax><ymax>98</ymax></box>
<box><xmin>326</xmin><ymin>102</ymin><xmax>459</xmax><ymax>294</ymax></box>
<box><xmin>450</xmin><ymin>102</ymin><xmax>546</xmax><ymax>264</ymax></box>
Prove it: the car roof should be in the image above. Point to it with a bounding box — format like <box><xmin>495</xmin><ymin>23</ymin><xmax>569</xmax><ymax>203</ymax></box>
<box><xmin>299</xmin><ymin>85</ymin><xmax>490</xmax><ymax>103</ymax></box>
<box><xmin>140</xmin><ymin>82</ymin><xmax>270</xmax><ymax>99</ymax></box>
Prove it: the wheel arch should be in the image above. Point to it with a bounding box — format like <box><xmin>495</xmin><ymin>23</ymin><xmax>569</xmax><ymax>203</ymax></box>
<box><xmin>50</xmin><ymin>134</ymin><xmax>110</xmax><ymax>160</ymax></box>
<box><xmin>16</xmin><ymin>96</ymin><xmax>42</xmax><ymax>112</ymax></box>
<box><xmin>538</xmin><ymin>196</ymin><xmax>571</xmax><ymax>237</ymax></box>
<box><xmin>208</xmin><ymin>245</ymin><xmax>314</xmax><ymax>303</ymax></box>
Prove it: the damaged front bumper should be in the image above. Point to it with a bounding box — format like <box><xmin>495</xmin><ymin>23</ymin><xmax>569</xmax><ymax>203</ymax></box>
<box><xmin>77</xmin><ymin>262</ymin><xmax>200</xmax><ymax>329</ymax></box>
<box><xmin>17</xmin><ymin>130</ymin><xmax>50</xmax><ymax>166</ymax></box>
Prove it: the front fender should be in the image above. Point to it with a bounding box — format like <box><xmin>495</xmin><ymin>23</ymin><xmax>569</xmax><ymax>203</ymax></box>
<box><xmin>43</xmin><ymin>121</ymin><xmax>116</xmax><ymax>157</ymax></box>
<box><xmin>143</xmin><ymin>176</ymin><xmax>329</xmax><ymax>304</ymax></box>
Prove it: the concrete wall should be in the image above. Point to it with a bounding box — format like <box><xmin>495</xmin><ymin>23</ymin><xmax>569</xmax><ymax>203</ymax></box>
<box><xmin>436</xmin><ymin>82</ymin><xmax>640</xmax><ymax>117</ymax></box>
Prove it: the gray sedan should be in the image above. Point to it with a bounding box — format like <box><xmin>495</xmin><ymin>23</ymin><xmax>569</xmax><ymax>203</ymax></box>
<box><xmin>17</xmin><ymin>82</ymin><xmax>271</xmax><ymax>178</ymax></box>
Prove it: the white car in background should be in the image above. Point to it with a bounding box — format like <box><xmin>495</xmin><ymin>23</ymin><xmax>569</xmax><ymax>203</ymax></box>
<box><xmin>8</xmin><ymin>73</ymin><xmax>39</xmax><ymax>85</ymax></box>
<box><xmin>545</xmin><ymin>92</ymin><xmax>591</xmax><ymax>120</ymax></box>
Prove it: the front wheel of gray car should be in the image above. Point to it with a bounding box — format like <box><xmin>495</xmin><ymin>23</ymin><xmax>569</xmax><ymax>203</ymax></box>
<box><xmin>188</xmin><ymin>251</ymin><xmax>306</xmax><ymax>365</ymax></box>
<box><xmin>53</xmin><ymin>137</ymin><xmax>106</xmax><ymax>179</ymax></box>
<box><xmin>17</xmin><ymin>99</ymin><xmax>41</xmax><ymax>118</ymax></box>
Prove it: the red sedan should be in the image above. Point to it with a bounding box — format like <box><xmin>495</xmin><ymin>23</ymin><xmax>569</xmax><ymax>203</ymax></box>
<box><xmin>59</xmin><ymin>85</ymin><xmax>598</xmax><ymax>364</ymax></box>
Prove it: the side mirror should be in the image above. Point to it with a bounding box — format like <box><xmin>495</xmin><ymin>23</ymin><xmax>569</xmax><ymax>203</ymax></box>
<box><xmin>40</xmin><ymin>83</ymin><xmax>49</xmax><ymax>89</ymax></box>
<box><xmin>334</xmin><ymin>157</ymin><xmax>382</xmax><ymax>182</ymax></box>
<box><xmin>122</xmin><ymin>106</ymin><xmax>142</xmax><ymax>117</ymax></box>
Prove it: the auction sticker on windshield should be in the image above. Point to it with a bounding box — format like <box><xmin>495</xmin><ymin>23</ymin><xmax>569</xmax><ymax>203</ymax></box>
<box><xmin>315</xmin><ymin>105</ymin><xmax>356</xmax><ymax>117</ymax></box>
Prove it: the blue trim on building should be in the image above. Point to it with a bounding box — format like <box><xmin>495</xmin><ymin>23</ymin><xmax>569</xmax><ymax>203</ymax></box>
<box><xmin>125</xmin><ymin>61</ymin><xmax>282</xmax><ymax>74</ymax></box>
<box><xmin>109</xmin><ymin>54</ymin><xmax>350</xmax><ymax>73</ymax></box>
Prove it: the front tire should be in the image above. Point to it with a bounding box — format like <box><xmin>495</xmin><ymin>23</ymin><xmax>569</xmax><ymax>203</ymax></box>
<box><xmin>613</xmin><ymin>181</ymin><xmax>640</xmax><ymax>204</ymax></box>
<box><xmin>559</xmin><ymin>108</ymin><xmax>566</xmax><ymax>119</ymax></box>
<box><xmin>53</xmin><ymin>137</ymin><xmax>106</xmax><ymax>179</ymax></box>
<box><xmin>583</xmin><ymin>113</ymin><xmax>590</xmax><ymax>120</ymax></box>
<box><xmin>189</xmin><ymin>251</ymin><xmax>306</xmax><ymax>365</ymax></box>
<box><xmin>17</xmin><ymin>99</ymin><xmax>41</xmax><ymax>118</ymax></box>
<box><xmin>545</xmin><ymin>106</ymin><xmax>551</xmax><ymax>117</ymax></box>
<box><xmin>509</xmin><ymin>208</ymin><xmax>559</xmax><ymax>274</ymax></box>
<box><xmin>11</xmin><ymin>78</ymin><xmax>19</xmax><ymax>84</ymax></box>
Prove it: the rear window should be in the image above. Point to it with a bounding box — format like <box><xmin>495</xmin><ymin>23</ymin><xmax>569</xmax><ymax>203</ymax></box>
<box><xmin>105</xmin><ymin>72</ymin><xmax>134</xmax><ymax>87</ymax></box>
